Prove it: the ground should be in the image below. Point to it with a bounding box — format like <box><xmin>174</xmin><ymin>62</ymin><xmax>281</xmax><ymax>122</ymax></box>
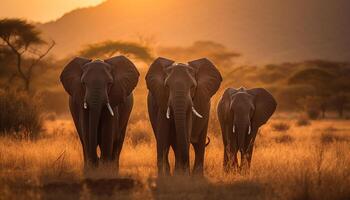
<box><xmin>0</xmin><ymin>117</ymin><xmax>349</xmax><ymax>200</ymax></box>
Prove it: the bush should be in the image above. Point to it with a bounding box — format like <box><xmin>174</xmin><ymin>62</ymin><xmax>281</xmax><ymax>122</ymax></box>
<box><xmin>271</xmin><ymin>122</ymin><xmax>290</xmax><ymax>132</ymax></box>
<box><xmin>275</xmin><ymin>134</ymin><xmax>294</xmax><ymax>144</ymax></box>
<box><xmin>320</xmin><ymin>126</ymin><xmax>348</xmax><ymax>144</ymax></box>
<box><xmin>296</xmin><ymin>116</ymin><xmax>311</xmax><ymax>126</ymax></box>
<box><xmin>127</xmin><ymin>121</ymin><xmax>152</xmax><ymax>146</ymax></box>
<box><xmin>306</xmin><ymin>109</ymin><xmax>320</xmax><ymax>120</ymax></box>
<box><xmin>0</xmin><ymin>90</ymin><xmax>43</xmax><ymax>139</ymax></box>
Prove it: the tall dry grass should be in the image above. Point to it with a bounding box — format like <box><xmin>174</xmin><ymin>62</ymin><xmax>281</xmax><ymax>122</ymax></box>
<box><xmin>0</xmin><ymin>118</ymin><xmax>349</xmax><ymax>199</ymax></box>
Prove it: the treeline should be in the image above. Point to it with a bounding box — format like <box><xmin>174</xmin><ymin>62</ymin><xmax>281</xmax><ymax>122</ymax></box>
<box><xmin>1</xmin><ymin>18</ymin><xmax>349</xmax><ymax>121</ymax></box>
<box><xmin>221</xmin><ymin>60</ymin><xmax>350</xmax><ymax>118</ymax></box>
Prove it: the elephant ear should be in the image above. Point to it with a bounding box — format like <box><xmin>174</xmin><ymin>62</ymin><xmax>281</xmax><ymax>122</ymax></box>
<box><xmin>145</xmin><ymin>57</ymin><xmax>175</xmax><ymax>107</ymax></box>
<box><xmin>60</xmin><ymin>57</ymin><xmax>91</xmax><ymax>99</ymax></box>
<box><xmin>104</xmin><ymin>56</ymin><xmax>140</xmax><ymax>106</ymax></box>
<box><xmin>189</xmin><ymin>58</ymin><xmax>222</xmax><ymax>102</ymax></box>
<box><xmin>247</xmin><ymin>88</ymin><xmax>277</xmax><ymax>128</ymax></box>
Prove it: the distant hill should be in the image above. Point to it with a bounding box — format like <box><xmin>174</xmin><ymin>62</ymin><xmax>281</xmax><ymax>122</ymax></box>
<box><xmin>38</xmin><ymin>0</ymin><xmax>350</xmax><ymax>64</ymax></box>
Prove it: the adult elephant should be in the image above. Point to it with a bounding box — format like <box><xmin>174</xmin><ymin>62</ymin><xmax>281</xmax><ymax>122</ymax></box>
<box><xmin>60</xmin><ymin>56</ymin><xmax>139</xmax><ymax>170</ymax></box>
<box><xmin>217</xmin><ymin>87</ymin><xmax>277</xmax><ymax>172</ymax></box>
<box><xmin>146</xmin><ymin>57</ymin><xmax>222</xmax><ymax>176</ymax></box>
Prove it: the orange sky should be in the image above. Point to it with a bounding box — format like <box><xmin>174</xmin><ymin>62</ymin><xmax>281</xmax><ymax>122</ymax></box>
<box><xmin>0</xmin><ymin>0</ymin><xmax>104</xmax><ymax>22</ymax></box>
<box><xmin>2</xmin><ymin>0</ymin><xmax>349</xmax><ymax>63</ymax></box>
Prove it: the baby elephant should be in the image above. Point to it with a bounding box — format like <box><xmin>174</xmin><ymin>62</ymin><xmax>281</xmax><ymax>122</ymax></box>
<box><xmin>217</xmin><ymin>87</ymin><xmax>277</xmax><ymax>172</ymax></box>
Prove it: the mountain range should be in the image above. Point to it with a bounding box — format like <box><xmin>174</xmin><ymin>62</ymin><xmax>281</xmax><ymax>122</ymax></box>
<box><xmin>38</xmin><ymin>0</ymin><xmax>350</xmax><ymax>64</ymax></box>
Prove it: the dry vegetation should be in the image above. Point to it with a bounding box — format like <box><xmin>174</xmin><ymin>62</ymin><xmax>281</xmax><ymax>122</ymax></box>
<box><xmin>1</xmin><ymin>56</ymin><xmax>349</xmax><ymax>200</ymax></box>
<box><xmin>0</xmin><ymin>115</ymin><xmax>349</xmax><ymax>200</ymax></box>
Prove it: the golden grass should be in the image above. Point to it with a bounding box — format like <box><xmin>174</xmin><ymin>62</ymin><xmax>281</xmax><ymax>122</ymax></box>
<box><xmin>0</xmin><ymin>118</ymin><xmax>349</xmax><ymax>200</ymax></box>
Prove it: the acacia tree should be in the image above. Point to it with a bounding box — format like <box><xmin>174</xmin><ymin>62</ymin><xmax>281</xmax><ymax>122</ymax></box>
<box><xmin>80</xmin><ymin>40</ymin><xmax>153</xmax><ymax>63</ymax></box>
<box><xmin>0</xmin><ymin>18</ymin><xmax>55</xmax><ymax>91</ymax></box>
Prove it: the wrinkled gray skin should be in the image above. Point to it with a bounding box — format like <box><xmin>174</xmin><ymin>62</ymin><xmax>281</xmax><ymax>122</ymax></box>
<box><xmin>60</xmin><ymin>56</ymin><xmax>139</xmax><ymax>171</ymax></box>
<box><xmin>146</xmin><ymin>57</ymin><xmax>222</xmax><ymax>176</ymax></box>
<box><xmin>217</xmin><ymin>87</ymin><xmax>277</xmax><ymax>172</ymax></box>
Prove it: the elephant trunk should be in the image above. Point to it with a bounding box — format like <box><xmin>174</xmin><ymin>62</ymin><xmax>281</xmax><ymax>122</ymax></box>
<box><xmin>172</xmin><ymin>90</ymin><xmax>190</xmax><ymax>173</ymax></box>
<box><xmin>86</xmin><ymin>88</ymin><xmax>106</xmax><ymax>166</ymax></box>
<box><xmin>88</xmin><ymin>106</ymin><xmax>101</xmax><ymax>166</ymax></box>
<box><xmin>234</xmin><ymin>118</ymin><xmax>250</xmax><ymax>154</ymax></box>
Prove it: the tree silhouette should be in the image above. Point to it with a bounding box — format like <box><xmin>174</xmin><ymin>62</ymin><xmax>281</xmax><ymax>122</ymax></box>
<box><xmin>0</xmin><ymin>18</ymin><xmax>55</xmax><ymax>91</ymax></box>
<box><xmin>332</xmin><ymin>93</ymin><xmax>348</xmax><ymax>118</ymax></box>
<box><xmin>158</xmin><ymin>41</ymin><xmax>240</xmax><ymax>73</ymax></box>
<box><xmin>80</xmin><ymin>40</ymin><xmax>153</xmax><ymax>63</ymax></box>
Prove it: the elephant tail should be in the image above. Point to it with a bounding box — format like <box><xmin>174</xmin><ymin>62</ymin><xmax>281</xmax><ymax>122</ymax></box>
<box><xmin>205</xmin><ymin>136</ymin><xmax>211</xmax><ymax>147</ymax></box>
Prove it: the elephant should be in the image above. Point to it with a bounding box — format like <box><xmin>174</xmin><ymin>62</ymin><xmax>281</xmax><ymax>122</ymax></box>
<box><xmin>217</xmin><ymin>87</ymin><xmax>277</xmax><ymax>172</ymax></box>
<box><xmin>146</xmin><ymin>57</ymin><xmax>222</xmax><ymax>176</ymax></box>
<box><xmin>60</xmin><ymin>56</ymin><xmax>139</xmax><ymax>170</ymax></box>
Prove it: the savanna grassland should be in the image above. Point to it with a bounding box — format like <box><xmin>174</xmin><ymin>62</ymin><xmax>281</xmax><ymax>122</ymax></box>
<box><xmin>0</xmin><ymin>111</ymin><xmax>349</xmax><ymax>200</ymax></box>
<box><xmin>1</xmin><ymin>50</ymin><xmax>350</xmax><ymax>200</ymax></box>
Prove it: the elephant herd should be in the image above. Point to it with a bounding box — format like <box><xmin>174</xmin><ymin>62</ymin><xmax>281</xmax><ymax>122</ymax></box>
<box><xmin>60</xmin><ymin>55</ymin><xmax>277</xmax><ymax>176</ymax></box>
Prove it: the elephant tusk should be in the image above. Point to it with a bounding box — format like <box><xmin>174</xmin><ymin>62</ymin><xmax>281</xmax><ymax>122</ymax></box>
<box><xmin>192</xmin><ymin>107</ymin><xmax>203</xmax><ymax>118</ymax></box>
<box><xmin>166</xmin><ymin>107</ymin><xmax>170</xmax><ymax>119</ymax></box>
<box><xmin>83</xmin><ymin>102</ymin><xmax>88</xmax><ymax>109</ymax></box>
<box><xmin>232</xmin><ymin>125</ymin><xmax>235</xmax><ymax>133</ymax></box>
<box><xmin>106</xmin><ymin>103</ymin><xmax>114</xmax><ymax>117</ymax></box>
<box><xmin>248</xmin><ymin>125</ymin><xmax>251</xmax><ymax>135</ymax></box>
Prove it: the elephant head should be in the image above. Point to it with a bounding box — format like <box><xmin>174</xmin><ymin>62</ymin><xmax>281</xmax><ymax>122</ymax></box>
<box><xmin>146</xmin><ymin>57</ymin><xmax>222</xmax><ymax>171</ymax></box>
<box><xmin>226</xmin><ymin>87</ymin><xmax>277</xmax><ymax>154</ymax></box>
<box><xmin>60</xmin><ymin>56</ymin><xmax>139</xmax><ymax>164</ymax></box>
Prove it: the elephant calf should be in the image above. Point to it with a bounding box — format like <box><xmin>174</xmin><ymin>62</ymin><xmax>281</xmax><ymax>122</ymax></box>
<box><xmin>217</xmin><ymin>87</ymin><xmax>277</xmax><ymax>172</ymax></box>
<box><xmin>60</xmin><ymin>56</ymin><xmax>139</xmax><ymax>170</ymax></box>
<box><xmin>146</xmin><ymin>57</ymin><xmax>222</xmax><ymax>176</ymax></box>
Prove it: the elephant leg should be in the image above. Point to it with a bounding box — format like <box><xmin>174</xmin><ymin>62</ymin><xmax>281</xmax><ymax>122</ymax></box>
<box><xmin>223</xmin><ymin>148</ymin><xmax>230</xmax><ymax>172</ymax></box>
<box><xmin>192</xmin><ymin>141</ymin><xmax>205</xmax><ymax>176</ymax></box>
<box><xmin>156</xmin><ymin>129</ymin><xmax>171</xmax><ymax>176</ymax></box>
<box><xmin>174</xmin><ymin>144</ymin><xmax>190</xmax><ymax>175</ymax></box>
<box><xmin>157</xmin><ymin>141</ymin><xmax>171</xmax><ymax>176</ymax></box>
<box><xmin>224</xmin><ymin>146</ymin><xmax>238</xmax><ymax>173</ymax></box>
<box><xmin>153</xmin><ymin>106</ymin><xmax>171</xmax><ymax>176</ymax></box>
<box><xmin>192</xmin><ymin>120</ymin><xmax>209</xmax><ymax>176</ymax></box>
<box><xmin>192</xmin><ymin>124</ymin><xmax>207</xmax><ymax>176</ymax></box>
<box><xmin>100</xmin><ymin>110</ymin><xmax>114</xmax><ymax>163</ymax></box>
<box><xmin>222</xmin><ymin>123</ymin><xmax>239</xmax><ymax>173</ymax></box>
<box><xmin>69</xmin><ymin>99</ymin><xmax>88</xmax><ymax>167</ymax></box>
<box><xmin>242</xmin><ymin>132</ymin><xmax>257</xmax><ymax>170</ymax></box>
<box><xmin>111</xmin><ymin>124</ymin><xmax>126</xmax><ymax>173</ymax></box>
<box><xmin>243</xmin><ymin>143</ymin><xmax>255</xmax><ymax>170</ymax></box>
<box><xmin>164</xmin><ymin>145</ymin><xmax>171</xmax><ymax>175</ymax></box>
<box><xmin>111</xmin><ymin>95</ymin><xmax>133</xmax><ymax>172</ymax></box>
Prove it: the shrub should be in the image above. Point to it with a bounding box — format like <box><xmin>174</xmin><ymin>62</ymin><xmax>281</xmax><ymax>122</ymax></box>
<box><xmin>296</xmin><ymin>116</ymin><xmax>311</xmax><ymax>126</ymax></box>
<box><xmin>0</xmin><ymin>90</ymin><xmax>43</xmax><ymax>139</ymax></box>
<box><xmin>320</xmin><ymin>127</ymin><xmax>348</xmax><ymax>144</ymax></box>
<box><xmin>306</xmin><ymin>109</ymin><xmax>320</xmax><ymax>120</ymax></box>
<box><xmin>275</xmin><ymin>134</ymin><xmax>294</xmax><ymax>144</ymax></box>
<box><xmin>271</xmin><ymin>122</ymin><xmax>290</xmax><ymax>132</ymax></box>
<box><xmin>127</xmin><ymin>121</ymin><xmax>152</xmax><ymax>146</ymax></box>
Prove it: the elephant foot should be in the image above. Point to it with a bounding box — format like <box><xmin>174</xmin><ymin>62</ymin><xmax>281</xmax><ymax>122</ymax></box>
<box><xmin>174</xmin><ymin>167</ymin><xmax>190</xmax><ymax>176</ymax></box>
<box><xmin>224</xmin><ymin>164</ymin><xmax>241</xmax><ymax>174</ymax></box>
<box><xmin>192</xmin><ymin>166</ymin><xmax>204</xmax><ymax>176</ymax></box>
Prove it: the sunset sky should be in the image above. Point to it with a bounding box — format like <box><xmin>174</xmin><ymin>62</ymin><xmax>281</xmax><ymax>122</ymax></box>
<box><xmin>0</xmin><ymin>0</ymin><xmax>104</xmax><ymax>22</ymax></box>
<box><xmin>1</xmin><ymin>0</ymin><xmax>349</xmax><ymax>63</ymax></box>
